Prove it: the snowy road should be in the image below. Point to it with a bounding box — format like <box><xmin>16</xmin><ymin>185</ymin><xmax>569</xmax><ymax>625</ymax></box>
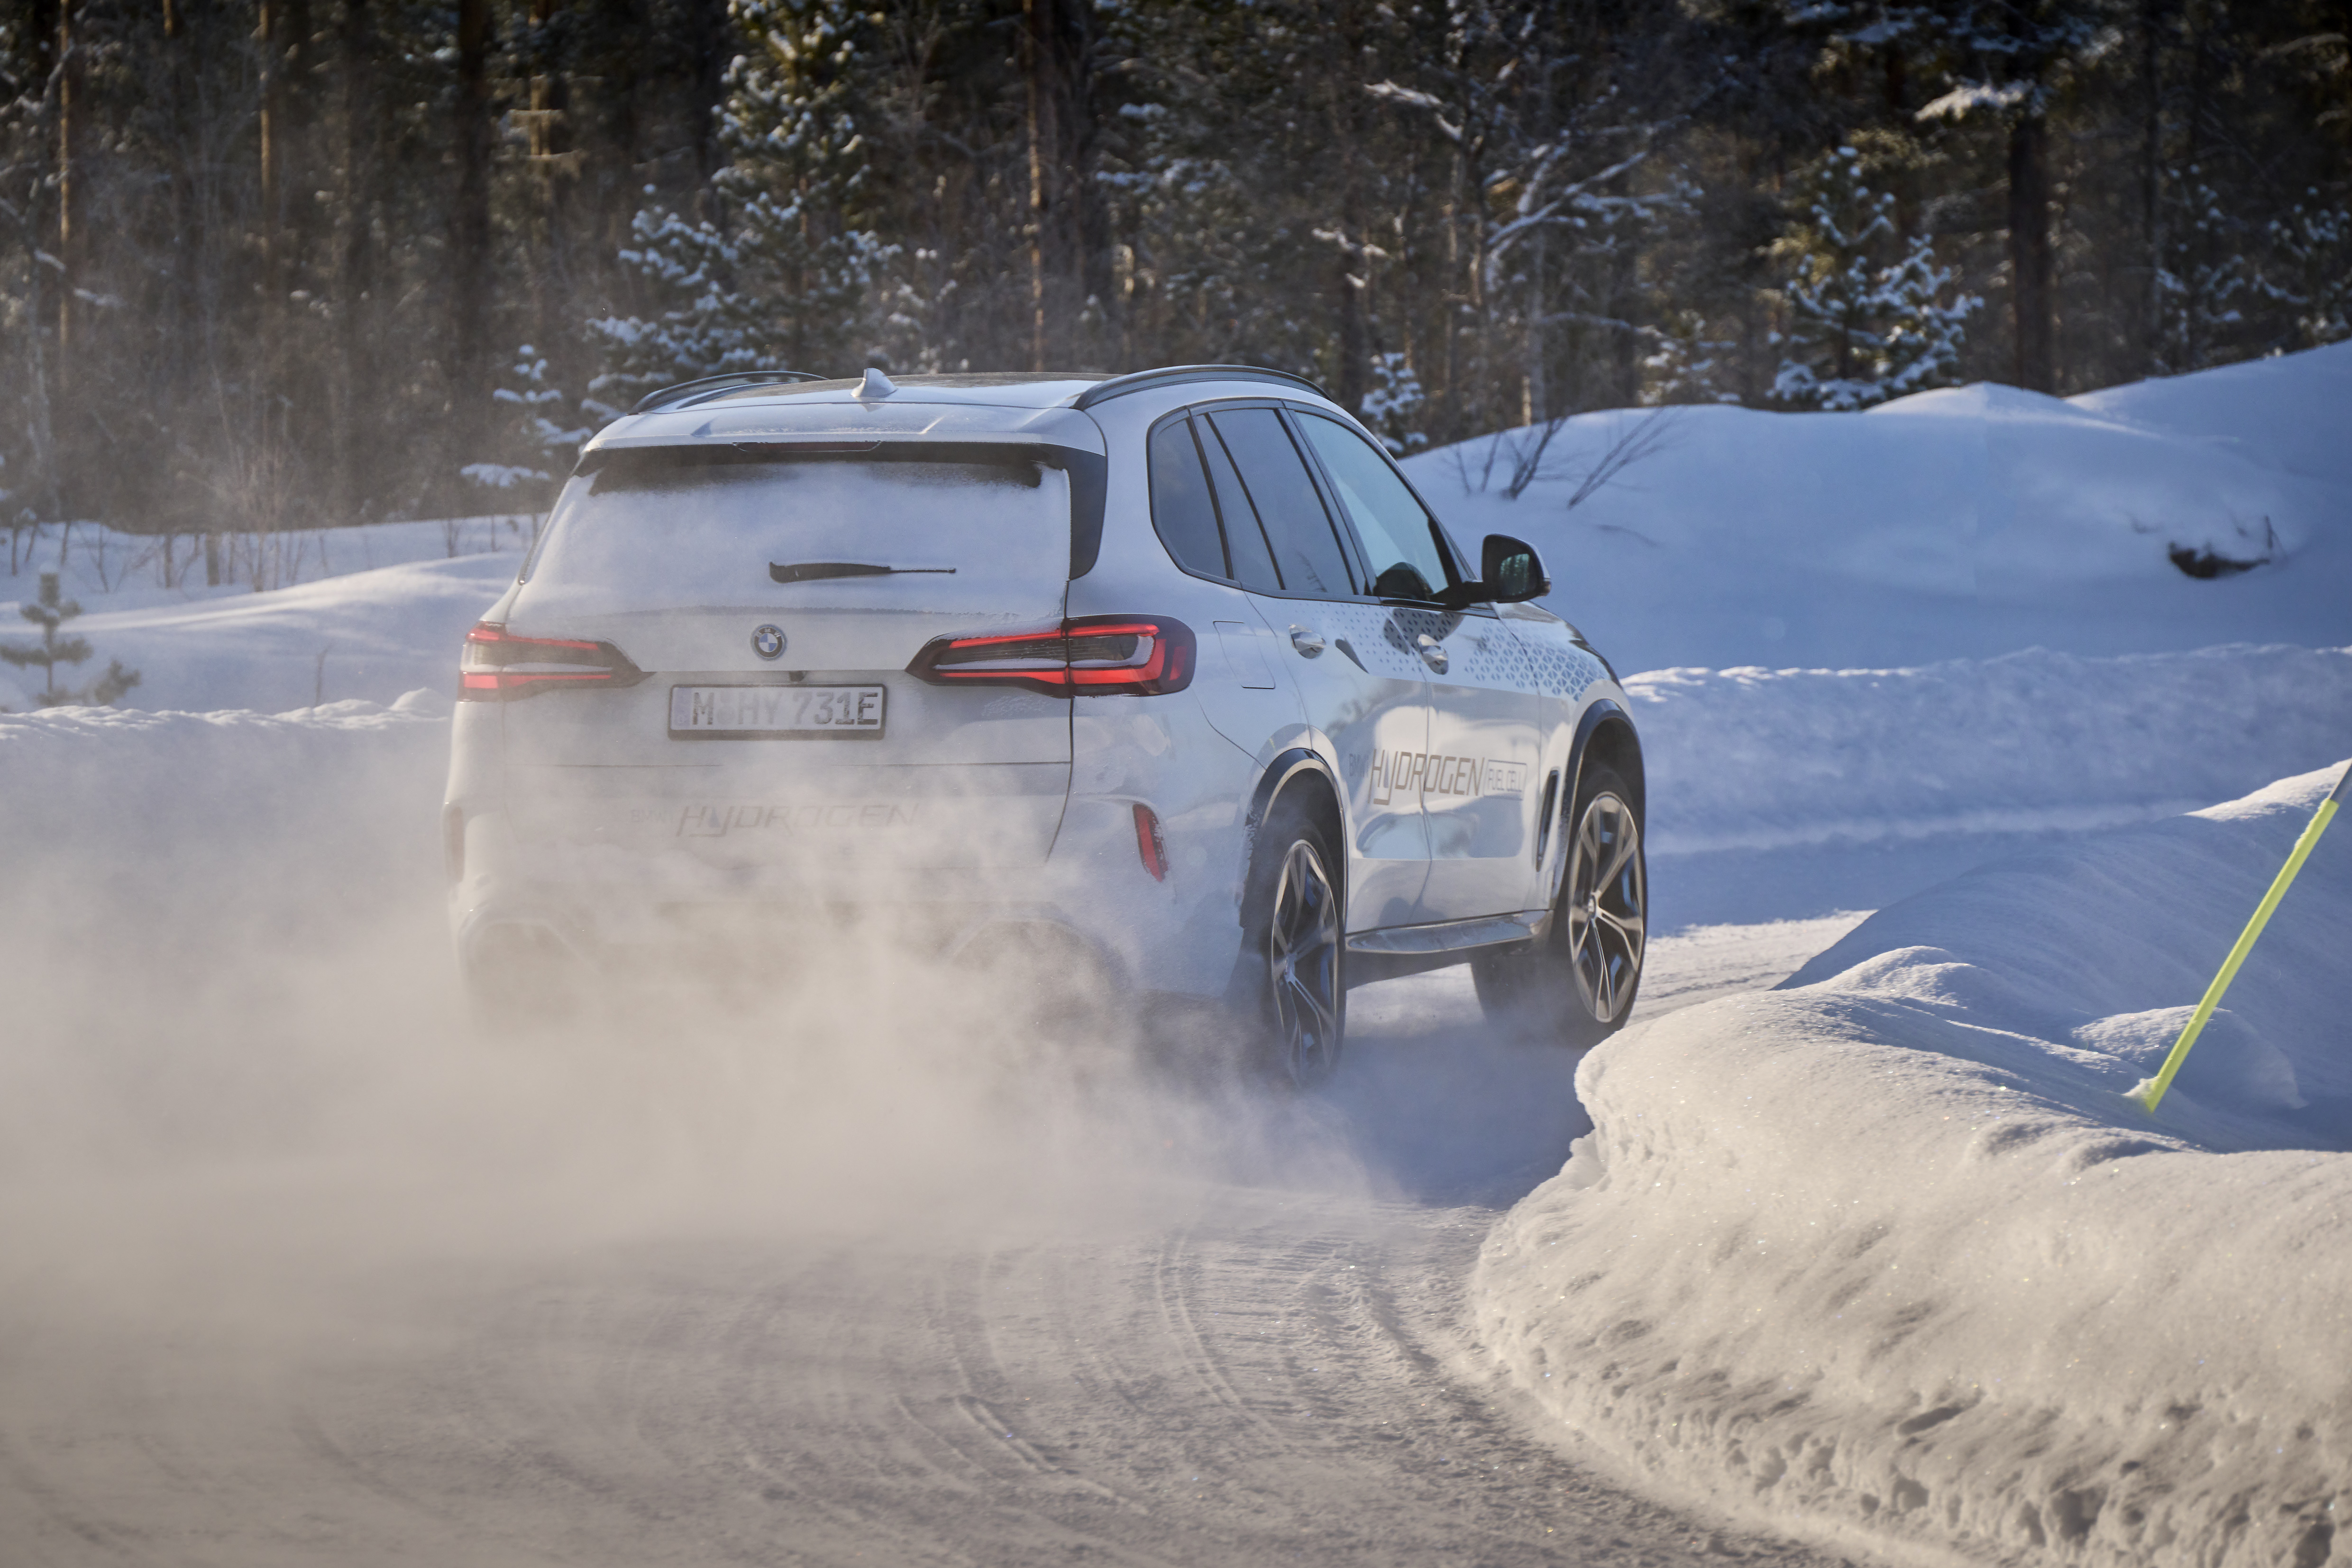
<box><xmin>1</xmin><ymin>912</ymin><xmax>1870</xmax><ymax>1568</ymax></box>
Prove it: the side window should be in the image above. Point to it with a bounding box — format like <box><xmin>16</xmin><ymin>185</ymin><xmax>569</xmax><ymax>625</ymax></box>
<box><xmin>1194</xmin><ymin>415</ymin><xmax>1284</xmax><ymax>593</ymax></box>
<box><xmin>1202</xmin><ymin>408</ymin><xmax>1359</xmax><ymax>598</ymax></box>
<box><xmin>1294</xmin><ymin>411</ymin><xmax>1455</xmax><ymax>601</ymax></box>
<box><xmin>1146</xmin><ymin>417</ymin><xmax>1230</xmax><ymax>579</ymax></box>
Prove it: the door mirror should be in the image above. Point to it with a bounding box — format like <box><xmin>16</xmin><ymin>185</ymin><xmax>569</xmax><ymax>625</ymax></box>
<box><xmin>1480</xmin><ymin>534</ymin><xmax>1550</xmax><ymax>603</ymax></box>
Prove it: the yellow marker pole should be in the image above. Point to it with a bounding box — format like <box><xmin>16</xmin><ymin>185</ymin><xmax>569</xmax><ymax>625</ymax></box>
<box><xmin>2128</xmin><ymin>761</ymin><xmax>2351</xmax><ymax>1113</ymax></box>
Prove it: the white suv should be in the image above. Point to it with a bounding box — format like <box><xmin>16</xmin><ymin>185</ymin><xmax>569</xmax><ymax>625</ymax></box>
<box><xmin>443</xmin><ymin>366</ymin><xmax>1647</xmax><ymax>1082</ymax></box>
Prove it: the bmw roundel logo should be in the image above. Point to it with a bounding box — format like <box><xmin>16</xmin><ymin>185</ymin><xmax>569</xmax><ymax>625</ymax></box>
<box><xmin>751</xmin><ymin>624</ymin><xmax>787</xmax><ymax>661</ymax></box>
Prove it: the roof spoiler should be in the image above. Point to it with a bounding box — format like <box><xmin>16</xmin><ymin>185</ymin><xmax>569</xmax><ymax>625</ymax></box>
<box><xmin>629</xmin><ymin>369</ymin><xmax>828</xmax><ymax>414</ymax></box>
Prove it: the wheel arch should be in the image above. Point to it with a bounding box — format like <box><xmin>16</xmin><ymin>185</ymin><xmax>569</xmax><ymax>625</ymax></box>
<box><xmin>1569</xmin><ymin>699</ymin><xmax>1645</xmax><ymax>826</ymax></box>
<box><xmin>1243</xmin><ymin>747</ymin><xmax>1347</xmax><ymax>886</ymax></box>
<box><xmin>1222</xmin><ymin>746</ymin><xmax>1349</xmax><ymax>1028</ymax></box>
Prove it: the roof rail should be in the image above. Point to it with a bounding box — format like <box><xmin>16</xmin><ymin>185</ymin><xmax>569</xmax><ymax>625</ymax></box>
<box><xmin>630</xmin><ymin>369</ymin><xmax>829</xmax><ymax>415</ymax></box>
<box><xmin>1071</xmin><ymin>364</ymin><xmax>1331</xmax><ymax>411</ymax></box>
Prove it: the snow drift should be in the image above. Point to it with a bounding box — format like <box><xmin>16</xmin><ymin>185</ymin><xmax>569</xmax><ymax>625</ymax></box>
<box><xmin>1409</xmin><ymin>341</ymin><xmax>2352</xmax><ymax>674</ymax></box>
<box><xmin>1476</xmin><ymin>764</ymin><xmax>2352</xmax><ymax>1567</ymax></box>
<box><xmin>0</xmin><ymin>517</ymin><xmax>525</xmax><ymax>713</ymax></box>
<box><xmin>1627</xmin><ymin>643</ymin><xmax>2352</xmax><ymax>854</ymax></box>
<box><xmin>0</xmin><ymin>691</ymin><xmax>452</xmax><ymax>913</ymax></box>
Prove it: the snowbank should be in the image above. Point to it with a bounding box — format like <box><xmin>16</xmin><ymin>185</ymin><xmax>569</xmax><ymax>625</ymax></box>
<box><xmin>0</xmin><ymin>555</ymin><xmax>515</xmax><ymax>714</ymax></box>
<box><xmin>0</xmin><ymin>693</ymin><xmax>453</xmax><ymax>953</ymax></box>
<box><xmin>1409</xmin><ymin>342</ymin><xmax>2352</xmax><ymax>673</ymax></box>
<box><xmin>1</xmin><ymin>514</ymin><xmax>528</xmax><ymax>616</ymax></box>
<box><xmin>1476</xmin><ymin>764</ymin><xmax>2352</xmax><ymax>1567</ymax></box>
<box><xmin>1629</xmin><ymin>644</ymin><xmax>2352</xmax><ymax>853</ymax></box>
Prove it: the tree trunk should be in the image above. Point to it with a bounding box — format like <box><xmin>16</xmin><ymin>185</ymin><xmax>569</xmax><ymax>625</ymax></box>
<box><xmin>2006</xmin><ymin>112</ymin><xmax>2054</xmax><ymax>393</ymax></box>
<box><xmin>525</xmin><ymin>0</ymin><xmax>571</xmax><ymax>359</ymax></box>
<box><xmin>2139</xmin><ymin>0</ymin><xmax>2168</xmax><ymax>372</ymax></box>
<box><xmin>450</xmin><ymin>0</ymin><xmax>494</xmax><ymax>451</ymax></box>
<box><xmin>1326</xmin><ymin>0</ymin><xmax>1369</xmax><ymax>414</ymax></box>
<box><xmin>1022</xmin><ymin>0</ymin><xmax>1060</xmax><ymax>370</ymax></box>
<box><xmin>257</xmin><ymin>0</ymin><xmax>278</xmax><ymax>300</ymax></box>
<box><xmin>54</xmin><ymin>0</ymin><xmax>79</xmax><ymax>396</ymax></box>
<box><xmin>1023</xmin><ymin>0</ymin><xmax>1094</xmax><ymax>370</ymax></box>
<box><xmin>335</xmin><ymin>0</ymin><xmax>378</xmax><ymax>517</ymax></box>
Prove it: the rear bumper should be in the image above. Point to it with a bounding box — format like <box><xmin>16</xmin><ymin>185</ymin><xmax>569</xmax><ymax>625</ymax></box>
<box><xmin>446</xmin><ymin>792</ymin><xmax>1248</xmax><ymax>1002</ymax></box>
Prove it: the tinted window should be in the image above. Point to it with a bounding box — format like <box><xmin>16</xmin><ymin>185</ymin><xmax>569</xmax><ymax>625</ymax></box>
<box><xmin>1295</xmin><ymin>412</ymin><xmax>1454</xmax><ymax>601</ymax></box>
<box><xmin>1204</xmin><ymin>409</ymin><xmax>1358</xmax><ymax>598</ymax></box>
<box><xmin>1196</xmin><ymin>416</ymin><xmax>1284</xmax><ymax>594</ymax></box>
<box><xmin>1147</xmin><ymin>418</ymin><xmax>1229</xmax><ymax>578</ymax></box>
<box><xmin>524</xmin><ymin>460</ymin><xmax>1067</xmax><ymax>616</ymax></box>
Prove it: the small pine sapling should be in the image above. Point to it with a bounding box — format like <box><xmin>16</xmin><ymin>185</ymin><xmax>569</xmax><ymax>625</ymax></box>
<box><xmin>1</xmin><ymin>570</ymin><xmax>141</xmax><ymax>707</ymax></box>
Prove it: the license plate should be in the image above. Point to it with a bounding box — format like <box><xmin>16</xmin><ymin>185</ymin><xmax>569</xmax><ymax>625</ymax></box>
<box><xmin>669</xmin><ymin>685</ymin><xmax>887</xmax><ymax>737</ymax></box>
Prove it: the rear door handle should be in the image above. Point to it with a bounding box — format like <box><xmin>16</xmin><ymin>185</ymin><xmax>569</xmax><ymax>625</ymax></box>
<box><xmin>1415</xmin><ymin>633</ymin><xmax>1448</xmax><ymax>675</ymax></box>
<box><xmin>1288</xmin><ymin>625</ymin><xmax>1326</xmax><ymax>658</ymax></box>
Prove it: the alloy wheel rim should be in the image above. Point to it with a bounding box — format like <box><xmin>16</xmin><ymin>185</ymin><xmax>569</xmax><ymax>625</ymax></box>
<box><xmin>1563</xmin><ymin>792</ymin><xmax>1645</xmax><ymax>1023</ymax></box>
<box><xmin>1268</xmin><ymin>838</ymin><xmax>1342</xmax><ymax>1084</ymax></box>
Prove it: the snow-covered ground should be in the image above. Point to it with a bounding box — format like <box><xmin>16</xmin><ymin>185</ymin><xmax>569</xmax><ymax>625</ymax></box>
<box><xmin>1629</xmin><ymin>644</ymin><xmax>2352</xmax><ymax>854</ymax></box>
<box><xmin>1409</xmin><ymin>341</ymin><xmax>2352</xmax><ymax>673</ymax></box>
<box><xmin>0</xmin><ymin>517</ymin><xmax>526</xmax><ymax>712</ymax></box>
<box><xmin>1479</xmin><ymin>766</ymin><xmax>2352</xmax><ymax>1567</ymax></box>
<box><xmin>3</xmin><ymin>346</ymin><xmax>2349</xmax><ymax>1566</ymax></box>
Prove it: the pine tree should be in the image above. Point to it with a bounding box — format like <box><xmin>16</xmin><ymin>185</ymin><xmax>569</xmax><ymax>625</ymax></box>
<box><xmin>2259</xmin><ymin>199</ymin><xmax>2350</xmax><ymax>351</ymax></box>
<box><xmin>586</xmin><ymin>0</ymin><xmax>888</xmax><ymax>409</ymax></box>
<box><xmin>1771</xmin><ymin>147</ymin><xmax>1980</xmax><ymax>410</ymax></box>
<box><xmin>1641</xmin><ymin>312</ymin><xmax>1738</xmax><ymax>405</ymax></box>
<box><xmin>461</xmin><ymin>346</ymin><xmax>594</xmax><ymax>513</ymax></box>
<box><xmin>1</xmin><ymin>569</ymin><xmax>138</xmax><ymax>707</ymax></box>
<box><xmin>1358</xmin><ymin>353</ymin><xmax>1429</xmax><ymax>454</ymax></box>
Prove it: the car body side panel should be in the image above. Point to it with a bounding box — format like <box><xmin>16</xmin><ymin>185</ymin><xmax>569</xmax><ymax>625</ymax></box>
<box><xmin>1078</xmin><ymin>390</ymin><xmax>1432</xmax><ymax>937</ymax></box>
<box><xmin>1411</xmin><ymin>605</ymin><xmax>1547</xmax><ymax>921</ymax></box>
<box><xmin>1251</xmin><ymin>594</ymin><xmax>1431</xmax><ymax>930</ymax></box>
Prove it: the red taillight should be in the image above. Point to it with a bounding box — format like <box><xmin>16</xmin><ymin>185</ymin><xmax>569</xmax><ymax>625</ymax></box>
<box><xmin>905</xmin><ymin>615</ymin><xmax>1196</xmax><ymax>697</ymax></box>
<box><xmin>458</xmin><ymin>622</ymin><xmax>645</xmax><ymax>701</ymax></box>
<box><xmin>1133</xmin><ymin>803</ymin><xmax>1168</xmax><ymax>881</ymax></box>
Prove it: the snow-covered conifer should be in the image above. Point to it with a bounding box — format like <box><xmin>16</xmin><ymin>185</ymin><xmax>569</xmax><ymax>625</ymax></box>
<box><xmin>1771</xmin><ymin>147</ymin><xmax>1979</xmax><ymax>411</ymax></box>
<box><xmin>461</xmin><ymin>346</ymin><xmax>595</xmax><ymax>513</ymax></box>
<box><xmin>1359</xmin><ymin>354</ymin><xmax>1429</xmax><ymax>454</ymax></box>
<box><xmin>2258</xmin><ymin>200</ymin><xmax>2350</xmax><ymax>350</ymax></box>
<box><xmin>1641</xmin><ymin>313</ymin><xmax>1738</xmax><ymax>406</ymax></box>
<box><xmin>586</xmin><ymin>0</ymin><xmax>888</xmax><ymax>409</ymax></box>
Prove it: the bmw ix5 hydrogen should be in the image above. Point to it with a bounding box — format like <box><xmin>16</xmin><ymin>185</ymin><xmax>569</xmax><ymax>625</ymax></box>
<box><xmin>442</xmin><ymin>365</ymin><xmax>1647</xmax><ymax>1083</ymax></box>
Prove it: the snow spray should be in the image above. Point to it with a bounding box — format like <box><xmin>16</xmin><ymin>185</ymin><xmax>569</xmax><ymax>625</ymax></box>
<box><xmin>2128</xmin><ymin>760</ymin><xmax>2351</xmax><ymax>1113</ymax></box>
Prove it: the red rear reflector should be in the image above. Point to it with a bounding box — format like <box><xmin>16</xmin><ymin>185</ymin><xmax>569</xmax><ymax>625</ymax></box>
<box><xmin>1133</xmin><ymin>803</ymin><xmax>1168</xmax><ymax>881</ymax></box>
<box><xmin>458</xmin><ymin>622</ymin><xmax>645</xmax><ymax>701</ymax></box>
<box><xmin>906</xmin><ymin>615</ymin><xmax>1196</xmax><ymax>697</ymax></box>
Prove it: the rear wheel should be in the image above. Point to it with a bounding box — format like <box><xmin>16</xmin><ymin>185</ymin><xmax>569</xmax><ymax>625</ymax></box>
<box><xmin>1473</xmin><ymin>763</ymin><xmax>1646</xmax><ymax>1047</ymax></box>
<box><xmin>1243</xmin><ymin>804</ymin><xmax>1346</xmax><ymax>1089</ymax></box>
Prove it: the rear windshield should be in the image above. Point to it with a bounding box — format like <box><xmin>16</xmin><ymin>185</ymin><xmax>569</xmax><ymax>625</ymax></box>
<box><xmin>522</xmin><ymin>457</ymin><xmax>1071</xmax><ymax>611</ymax></box>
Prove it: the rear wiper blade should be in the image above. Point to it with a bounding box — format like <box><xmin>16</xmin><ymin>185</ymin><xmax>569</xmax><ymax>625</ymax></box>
<box><xmin>769</xmin><ymin>561</ymin><xmax>959</xmax><ymax>584</ymax></box>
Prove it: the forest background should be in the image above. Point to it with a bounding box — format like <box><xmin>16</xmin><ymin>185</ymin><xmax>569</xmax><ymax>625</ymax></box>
<box><xmin>0</xmin><ymin>0</ymin><xmax>2344</xmax><ymax>563</ymax></box>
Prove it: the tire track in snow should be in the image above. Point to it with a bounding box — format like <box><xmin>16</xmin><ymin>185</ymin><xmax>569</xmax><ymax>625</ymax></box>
<box><xmin>0</xmin><ymin>922</ymin><xmax>1874</xmax><ymax>1567</ymax></box>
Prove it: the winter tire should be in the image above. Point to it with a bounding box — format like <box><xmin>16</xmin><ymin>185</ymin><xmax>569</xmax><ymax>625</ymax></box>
<box><xmin>1473</xmin><ymin>763</ymin><xmax>1646</xmax><ymax>1047</ymax></box>
<box><xmin>1243</xmin><ymin>802</ymin><xmax>1346</xmax><ymax>1089</ymax></box>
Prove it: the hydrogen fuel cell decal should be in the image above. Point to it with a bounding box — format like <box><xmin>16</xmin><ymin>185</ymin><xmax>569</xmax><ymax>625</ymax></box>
<box><xmin>675</xmin><ymin>801</ymin><xmax>923</xmax><ymax>838</ymax></box>
<box><xmin>1366</xmin><ymin>750</ymin><xmax>1529</xmax><ymax>806</ymax></box>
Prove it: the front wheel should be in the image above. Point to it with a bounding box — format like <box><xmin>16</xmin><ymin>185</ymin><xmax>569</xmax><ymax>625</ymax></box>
<box><xmin>1243</xmin><ymin>807</ymin><xmax>1346</xmax><ymax>1089</ymax></box>
<box><xmin>1473</xmin><ymin>763</ymin><xmax>1646</xmax><ymax>1047</ymax></box>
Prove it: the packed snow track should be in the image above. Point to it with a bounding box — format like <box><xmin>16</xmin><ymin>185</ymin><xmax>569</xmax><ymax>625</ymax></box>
<box><xmin>0</xmin><ymin>918</ymin><xmax>1863</xmax><ymax>1568</ymax></box>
